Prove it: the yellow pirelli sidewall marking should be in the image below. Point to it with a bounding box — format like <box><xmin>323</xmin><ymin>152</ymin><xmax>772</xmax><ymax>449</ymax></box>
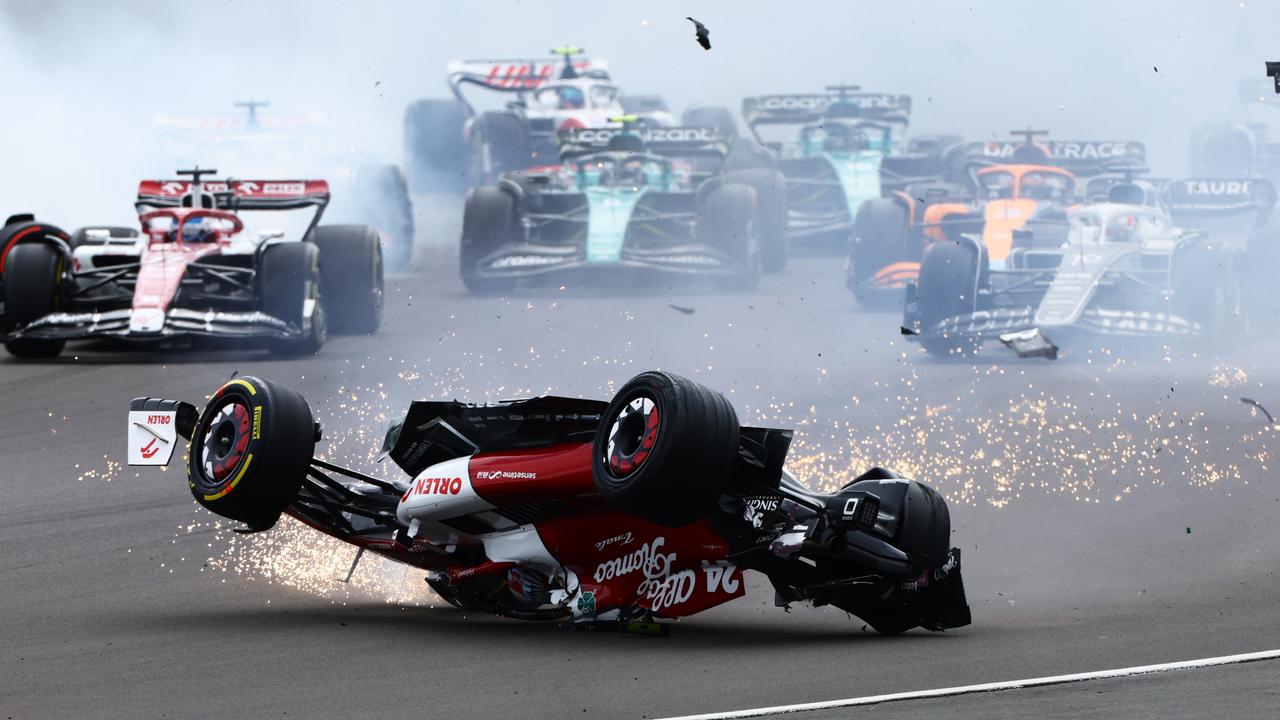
<box><xmin>204</xmin><ymin>453</ymin><xmax>254</xmax><ymax>502</ymax></box>
<box><xmin>252</xmin><ymin>405</ymin><xmax>263</xmax><ymax>439</ymax></box>
<box><xmin>222</xmin><ymin>379</ymin><xmax>258</xmax><ymax>396</ymax></box>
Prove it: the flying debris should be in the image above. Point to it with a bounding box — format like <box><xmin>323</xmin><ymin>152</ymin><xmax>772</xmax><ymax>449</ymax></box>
<box><xmin>687</xmin><ymin>17</ymin><xmax>711</xmax><ymax>50</ymax></box>
<box><xmin>1241</xmin><ymin>397</ymin><xmax>1276</xmax><ymax>424</ymax></box>
<box><xmin>669</xmin><ymin>303</ymin><xmax>697</xmax><ymax>315</ymax></box>
<box><xmin>1267</xmin><ymin>61</ymin><xmax>1280</xmax><ymax>93</ymax></box>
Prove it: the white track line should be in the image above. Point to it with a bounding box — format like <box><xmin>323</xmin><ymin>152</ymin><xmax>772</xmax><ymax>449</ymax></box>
<box><xmin>657</xmin><ymin>648</ymin><xmax>1280</xmax><ymax>720</ymax></box>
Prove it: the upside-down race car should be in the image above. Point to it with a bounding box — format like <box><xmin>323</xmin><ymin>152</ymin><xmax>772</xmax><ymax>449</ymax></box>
<box><xmin>458</xmin><ymin>122</ymin><xmax>787</xmax><ymax>293</ymax></box>
<box><xmin>127</xmin><ymin>371</ymin><xmax>970</xmax><ymax>634</ymax></box>
<box><xmin>0</xmin><ymin>169</ymin><xmax>383</xmax><ymax>358</ymax></box>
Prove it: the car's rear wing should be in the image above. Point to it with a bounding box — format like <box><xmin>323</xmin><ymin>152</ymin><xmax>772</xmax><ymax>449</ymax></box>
<box><xmin>136</xmin><ymin>179</ymin><xmax>331</xmax><ymax>211</ymax></box>
<box><xmin>447</xmin><ymin>56</ymin><xmax>608</xmax><ymax>91</ymax></box>
<box><xmin>557</xmin><ymin>126</ymin><xmax>730</xmax><ymax>161</ymax></box>
<box><xmin>963</xmin><ymin>140</ymin><xmax>1146</xmax><ymax>176</ymax></box>
<box><xmin>1162</xmin><ymin>178</ymin><xmax>1277</xmax><ymax>227</ymax></box>
<box><xmin>742</xmin><ymin>93</ymin><xmax>910</xmax><ymax>142</ymax></box>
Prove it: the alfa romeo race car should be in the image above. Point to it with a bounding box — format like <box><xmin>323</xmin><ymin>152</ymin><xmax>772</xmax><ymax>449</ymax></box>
<box><xmin>404</xmin><ymin>48</ymin><xmax>674</xmax><ymax>192</ymax></box>
<box><xmin>900</xmin><ymin>175</ymin><xmax>1276</xmax><ymax>358</ymax></box>
<box><xmin>846</xmin><ymin>130</ymin><xmax>1146</xmax><ymax>306</ymax></box>
<box><xmin>738</xmin><ymin>86</ymin><xmax>964</xmax><ymax>256</ymax></box>
<box><xmin>458</xmin><ymin>122</ymin><xmax>787</xmax><ymax>293</ymax></box>
<box><xmin>155</xmin><ymin>101</ymin><xmax>414</xmax><ymax>270</ymax></box>
<box><xmin>127</xmin><ymin>370</ymin><xmax>970</xmax><ymax>634</ymax></box>
<box><xmin>0</xmin><ymin>169</ymin><xmax>383</xmax><ymax>359</ymax></box>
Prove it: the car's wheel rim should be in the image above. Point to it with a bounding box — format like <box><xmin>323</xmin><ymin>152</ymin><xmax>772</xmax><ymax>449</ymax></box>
<box><xmin>201</xmin><ymin>400</ymin><xmax>252</xmax><ymax>483</ymax></box>
<box><xmin>605</xmin><ymin>393</ymin><xmax>660</xmax><ymax>477</ymax></box>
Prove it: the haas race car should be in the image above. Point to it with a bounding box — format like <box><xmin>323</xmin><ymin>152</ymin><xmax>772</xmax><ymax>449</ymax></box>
<box><xmin>0</xmin><ymin>169</ymin><xmax>383</xmax><ymax>359</ymax></box>
<box><xmin>458</xmin><ymin>121</ymin><xmax>787</xmax><ymax>294</ymax></box>
<box><xmin>128</xmin><ymin>370</ymin><xmax>970</xmax><ymax>634</ymax></box>
<box><xmin>405</xmin><ymin>48</ymin><xmax>674</xmax><ymax>192</ymax></box>
<box><xmin>901</xmin><ymin>172</ymin><xmax>1277</xmax><ymax>358</ymax></box>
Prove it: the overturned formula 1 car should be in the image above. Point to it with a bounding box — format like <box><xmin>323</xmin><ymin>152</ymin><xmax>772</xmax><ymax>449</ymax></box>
<box><xmin>128</xmin><ymin>370</ymin><xmax>970</xmax><ymax>634</ymax></box>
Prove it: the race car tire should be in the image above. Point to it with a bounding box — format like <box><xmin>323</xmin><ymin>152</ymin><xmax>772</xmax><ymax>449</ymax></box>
<box><xmin>916</xmin><ymin>240</ymin><xmax>984</xmax><ymax>357</ymax></box>
<box><xmin>1189</xmin><ymin>122</ymin><xmax>1255</xmax><ymax>178</ymax></box>
<box><xmin>1246</xmin><ymin>226</ymin><xmax>1280</xmax><ymax>333</ymax></box>
<box><xmin>261</xmin><ymin>242</ymin><xmax>326</xmax><ymax>356</ymax></box>
<box><xmin>69</xmin><ymin>226</ymin><xmax>139</xmax><ymax>249</ymax></box>
<box><xmin>3</xmin><ymin>243</ymin><xmax>67</xmax><ymax>359</ymax></box>
<box><xmin>592</xmin><ymin>370</ymin><xmax>740</xmax><ymax>527</ymax></box>
<box><xmin>460</xmin><ymin>187</ymin><xmax>519</xmax><ymax>296</ymax></box>
<box><xmin>470</xmin><ymin>111</ymin><xmax>531</xmax><ymax>185</ymax></box>
<box><xmin>311</xmin><ymin>225</ymin><xmax>384</xmax><ymax>335</ymax></box>
<box><xmin>1171</xmin><ymin>241</ymin><xmax>1240</xmax><ymax>341</ymax></box>
<box><xmin>727</xmin><ymin>169</ymin><xmax>788</xmax><ymax>273</ymax></box>
<box><xmin>682</xmin><ymin>105</ymin><xmax>739</xmax><ymax>138</ymax></box>
<box><xmin>404</xmin><ymin>99</ymin><xmax>471</xmax><ymax>193</ymax></box>
<box><xmin>187</xmin><ymin>376</ymin><xmax>315</xmax><ymax>530</ymax></box>
<box><xmin>701</xmin><ymin>184</ymin><xmax>760</xmax><ymax>291</ymax></box>
<box><xmin>352</xmin><ymin>164</ymin><xmax>413</xmax><ymax>272</ymax></box>
<box><xmin>847</xmin><ymin>198</ymin><xmax>909</xmax><ymax>307</ymax></box>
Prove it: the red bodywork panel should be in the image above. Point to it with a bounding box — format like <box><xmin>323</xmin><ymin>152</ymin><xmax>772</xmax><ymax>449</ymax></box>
<box><xmin>136</xmin><ymin>179</ymin><xmax>330</xmax><ymax>202</ymax></box>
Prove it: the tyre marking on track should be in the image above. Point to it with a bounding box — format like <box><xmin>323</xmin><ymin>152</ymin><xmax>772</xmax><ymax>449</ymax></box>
<box><xmin>655</xmin><ymin>648</ymin><xmax>1280</xmax><ymax>719</ymax></box>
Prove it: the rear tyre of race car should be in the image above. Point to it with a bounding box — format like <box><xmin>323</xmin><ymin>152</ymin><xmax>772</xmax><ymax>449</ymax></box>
<box><xmin>682</xmin><ymin>105</ymin><xmax>739</xmax><ymax>138</ymax></box>
<box><xmin>1189</xmin><ymin>122</ymin><xmax>1255</xmax><ymax>178</ymax></box>
<box><xmin>727</xmin><ymin>169</ymin><xmax>789</xmax><ymax>273</ymax></box>
<box><xmin>1170</xmin><ymin>241</ymin><xmax>1240</xmax><ymax>342</ymax></box>
<box><xmin>404</xmin><ymin>99</ymin><xmax>471</xmax><ymax>193</ymax></box>
<box><xmin>592</xmin><ymin>370</ymin><xmax>740</xmax><ymax>527</ymax></box>
<box><xmin>261</xmin><ymin>242</ymin><xmax>326</xmax><ymax>356</ymax></box>
<box><xmin>187</xmin><ymin>376</ymin><xmax>315</xmax><ymax>531</ymax></box>
<box><xmin>916</xmin><ymin>240</ymin><xmax>985</xmax><ymax>357</ymax></box>
<box><xmin>352</xmin><ymin>164</ymin><xmax>413</xmax><ymax>272</ymax></box>
<box><xmin>701</xmin><ymin>184</ymin><xmax>760</xmax><ymax>291</ymax></box>
<box><xmin>3</xmin><ymin>243</ymin><xmax>67</xmax><ymax>359</ymax></box>
<box><xmin>470</xmin><ymin>112</ymin><xmax>531</xmax><ymax>185</ymax></box>
<box><xmin>847</xmin><ymin>198</ymin><xmax>909</xmax><ymax>307</ymax></box>
<box><xmin>460</xmin><ymin>187</ymin><xmax>519</xmax><ymax>296</ymax></box>
<box><xmin>311</xmin><ymin>225</ymin><xmax>385</xmax><ymax>335</ymax></box>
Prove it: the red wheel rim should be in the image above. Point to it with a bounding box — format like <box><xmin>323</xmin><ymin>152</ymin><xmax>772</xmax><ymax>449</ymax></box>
<box><xmin>605</xmin><ymin>394</ymin><xmax>660</xmax><ymax>477</ymax></box>
<box><xmin>201</xmin><ymin>400</ymin><xmax>252</xmax><ymax>483</ymax></box>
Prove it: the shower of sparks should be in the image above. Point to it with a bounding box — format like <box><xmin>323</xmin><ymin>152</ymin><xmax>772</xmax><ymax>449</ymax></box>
<box><xmin>78</xmin><ymin>343</ymin><xmax>1278</xmax><ymax>606</ymax></box>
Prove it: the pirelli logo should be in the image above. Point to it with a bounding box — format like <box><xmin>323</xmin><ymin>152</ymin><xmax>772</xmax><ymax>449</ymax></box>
<box><xmin>252</xmin><ymin>406</ymin><xmax>263</xmax><ymax>440</ymax></box>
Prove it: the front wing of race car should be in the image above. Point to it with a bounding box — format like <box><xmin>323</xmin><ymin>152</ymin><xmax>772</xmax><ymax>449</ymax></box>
<box><xmin>4</xmin><ymin>306</ymin><xmax>307</xmax><ymax>342</ymax></box>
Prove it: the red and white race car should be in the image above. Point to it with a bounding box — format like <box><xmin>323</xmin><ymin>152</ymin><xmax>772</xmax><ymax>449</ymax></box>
<box><xmin>404</xmin><ymin>48</ymin><xmax>676</xmax><ymax>192</ymax></box>
<box><xmin>128</xmin><ymin>370</ymin><xmax>970</xmax><ymax>634</ymax></box>
<box><xmin>0</xmin><ymin>169</ymin><xmax>383</xmax><ymax>358</ymax></box>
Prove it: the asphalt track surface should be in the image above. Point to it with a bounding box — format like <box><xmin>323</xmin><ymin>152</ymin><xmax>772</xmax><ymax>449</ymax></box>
<box><xmin>3</xmin><ymin>203</ymin><xmax>1280</xmax><ymax>719</ymax></box>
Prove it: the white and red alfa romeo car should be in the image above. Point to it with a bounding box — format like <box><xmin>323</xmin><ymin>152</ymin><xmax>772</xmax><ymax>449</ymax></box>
<box><xmin>129</xmin><ymin>370</ymin><xmax>970</xmax><ymax>634</ymax></box>
<box><xmin>0</xmin><ymin>168</ymin><xmax>383</xmax><ymax>358</ymax></box>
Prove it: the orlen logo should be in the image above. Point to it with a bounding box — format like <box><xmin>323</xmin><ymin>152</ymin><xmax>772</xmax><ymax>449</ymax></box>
<box><xmin>261</xmin><ymin>182</ymin><xmax>305</xmax><ymax>195</ymax></box>
<box><xmin>146</xmin><ymin>415</ymin><xmax>172</xmax><ymax>425</ymax></box>
<box><xmin>401</xmin><ymin>476</ymin><xmax>464</xmax><ymax>501</ymax></box>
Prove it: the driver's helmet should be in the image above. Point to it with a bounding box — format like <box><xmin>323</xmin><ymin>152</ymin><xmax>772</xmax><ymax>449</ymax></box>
<box><xmin>821</xmin><ymin>123</ymin><xmax>866</xmax><ymax>153</ymax></box>
<box><xmin>607</xmin><ymin>132</ymin><xmax>646</xmax><ymax>153</ymax></box>
<box><xmin>617</xmin><ymin>158</ymin><xmax>649</xmax><ymax>187</ymax></box>
<box><xmin>559</xmin><ymin>87</ymin><xmax>585</xmax><ymax>110</ymax></box>
<box><xmin>167</xmin><ymin>216</ymin><xmax>216</xmax><ymax>244</ymax></box>
<box><xmin>1105</xmin><ymin>215</ymin><xmax>1136</xmax><ymax>243</ymax></box>
<box><xmin>1021</xmin><ymin>173</ymin><xmax>1053</xmax><ymax>201</ymax></box>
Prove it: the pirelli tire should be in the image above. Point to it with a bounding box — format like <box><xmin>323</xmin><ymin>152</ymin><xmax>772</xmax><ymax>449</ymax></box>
<box><xmin>3</xmin><ymin>242</ymin><xmax>67</xmax><ymax>359</ymax></box>
<box><xmin>1170</xmin><ymin>241</ymin><xmax>1241</xmax><ymax>342</ymax></box>
<box><xmin>404</xmin><ymin>98</ymin><xmax>472</xmax><ymax>193</ymax></box>
<box><xmin>260</xmin><ymin>242</ymin><xmax>326</xmax><ymax>356</ymax></box>
<box><xmin>188</xmin><ymin>377</ymin><xmax>315</xmax><ymax>530</ymax></box>
<box><xmin>848</xmin><ymin>197</ymin><xmax>909</xmax><ymax>306</ymax></box>
<box><xmin>592</xmin><ymin>370</ymin><xmax>740</xmax><ymax>527</ymax></box>
<box><xmin>460</xmin><ymin>186</ymin><xmax>519</xmax><ymax>296</ymax></box>
<box><xmin>470</xmin><ymin>111</ymin><xmax>531</xmax><ymax>185</ymax></box>
<box><xmin>726</xmin><ymin>169</ymin><xmax>788</xmax><ymax>273</ymax></box>
<box><xmin>311</xmin><ymin>225</ymin><xmax>384</xmax><ymax>335</ymax></box>
<box><xmin>351</xmin><ymin>164</ymin><xmax>413</xmax><ymax>272</ymax></box>
<box><xmin>700</xmin><ymin>183</ymin><xmax>760</xmax><ymax>291</ymax></box>
<box><xmin>916</xmin><ymin>240</ymin><xmax>985</xmax><ymax>357</ymax></box>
